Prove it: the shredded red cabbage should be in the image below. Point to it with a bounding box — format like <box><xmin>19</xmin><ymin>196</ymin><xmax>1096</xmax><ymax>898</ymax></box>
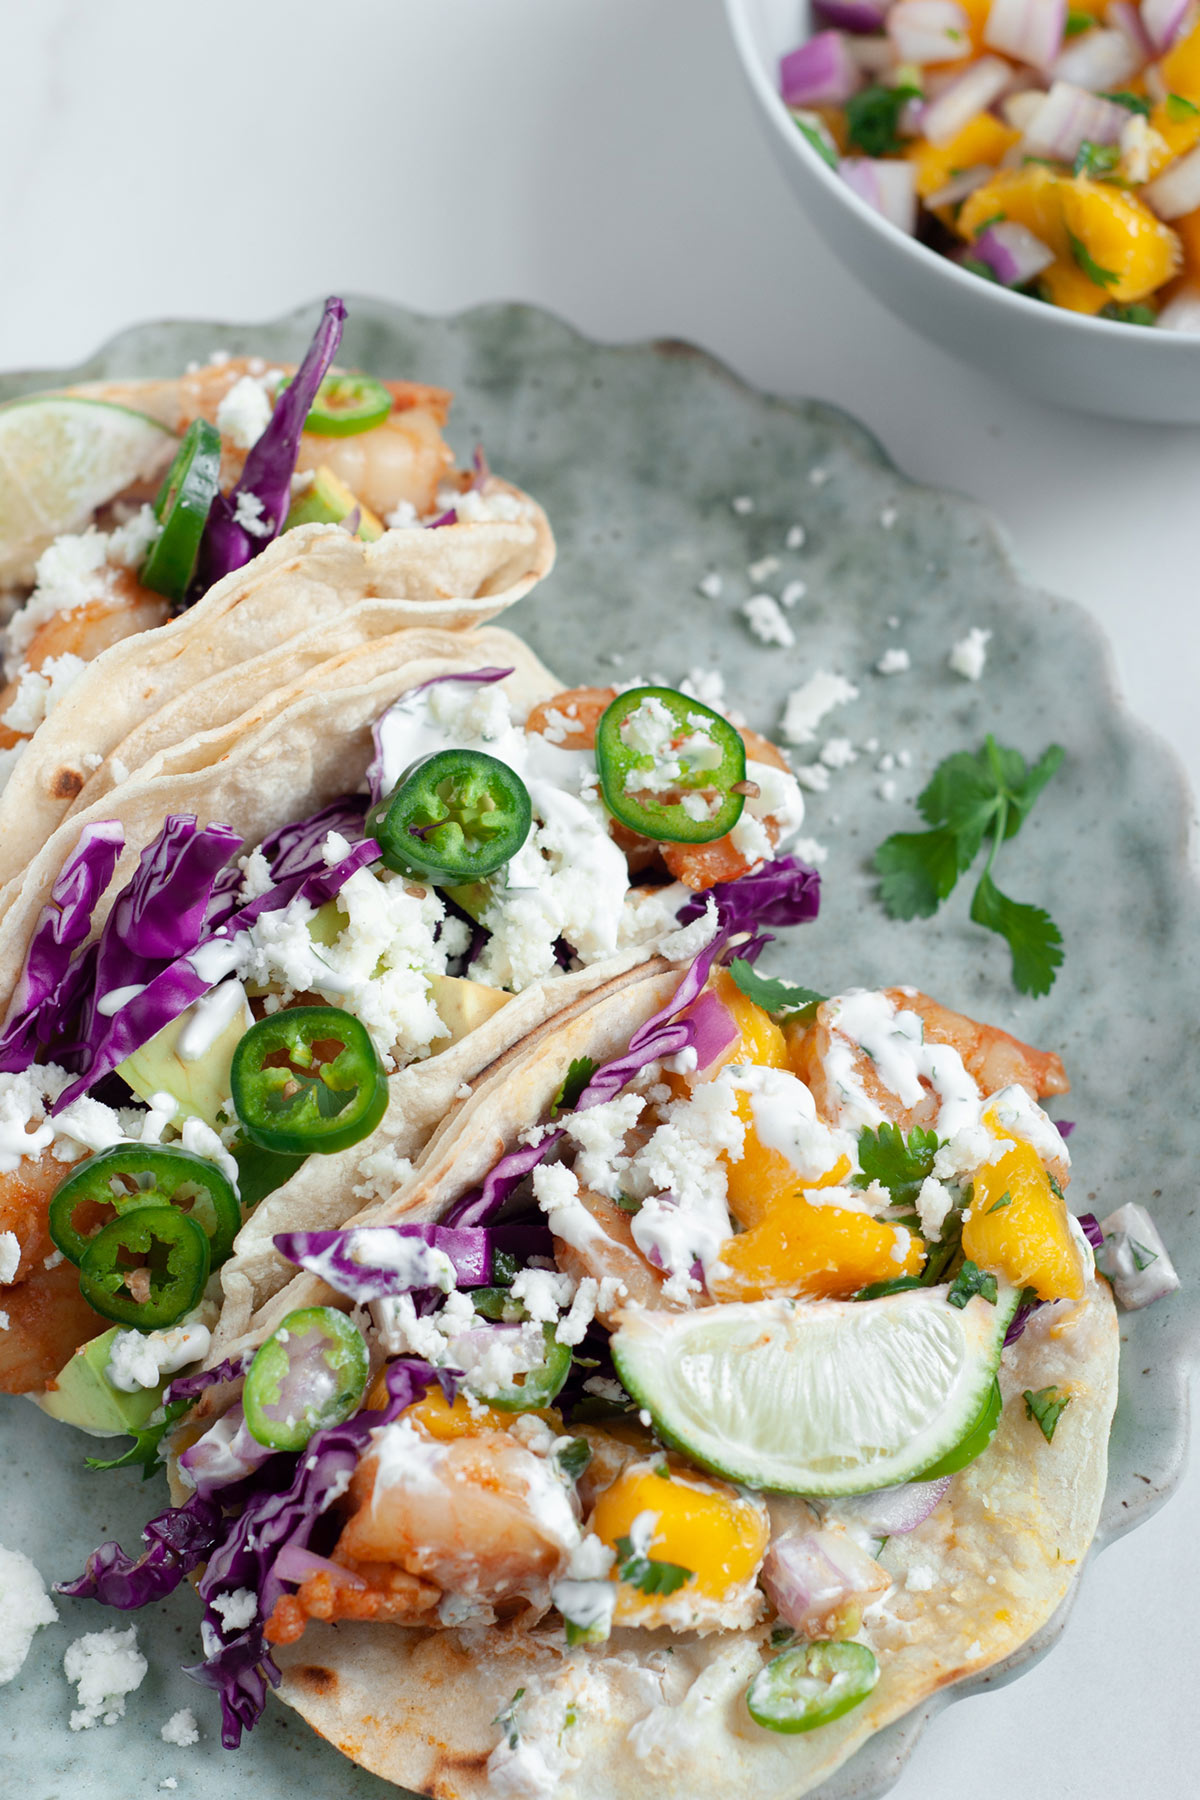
<box><xmin>166</xmin><ymin>1354</ymin><xmax>251</xmax><ymax>1407</ymax></box>
<box><xmin>56</xmin><ymin>1491</ymin><xmax>223</xmax><ymax>1610</ymax></box>
<box><xmin>193</xmin><ymin>297</ymin><xmax>345</xmax><ymax>596</ymax></box>
<box><xmin>366</xmin><ymin>668</ymin><xmax>514</xmax><ymax>804</ymax></box>
<box><xmin>426</xmin><ymin>507</ymin><xmax>458</xmax><ymax>529</ymax></box>
<box><xmin>0</xmin><ymin>822</ymin><xmax>124</xmax><ymax>1072</ymax></box>
<box><xmin>674</xmin><ymin>854</ymin><xmax>821</xmax><ymax>958</ymax></box>
<box><xmin>1077</xmin><ymin>1211</ymin><xmax>1103</xmax><ymax>1249</ymax></box>
<box><xmin>1057</xmin><ymin>1120</ymin><xmax>1075</xmax><ymax>1139</ymax></box>
<box><xmin>273</xmin><ymin>1220</ymin><xmax>551</xmax><ymax>1304</ymax></box>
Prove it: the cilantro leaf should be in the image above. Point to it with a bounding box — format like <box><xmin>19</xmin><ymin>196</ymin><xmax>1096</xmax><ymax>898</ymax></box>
<box><xmin>84</xmin><ymin>1399</ymin><xmax>188</xmax><ymax>1480</ymax></box>
<box><xmin>792</xmin><ymin>113</ymin><xmax>839</xmax><ymax>169</ymax></box>
<box><xmin>1101</xmin><ymin>90</ymin><xmax>1150</xmax><ymax>116</ymax></box>
<box><xmin>615</xmin><ymin>1534</ymin><xmax>694</xmax><ymax>1597</ymax></box>
<box><xmin>727</xmin><ymin>958</ymin><xmax>825</xmax><ymax>1019</ymax></box>
<box><xmin>1102</xmin><ymin>302</ymin><xmax>1157</xmax><ymax>326</ymax></box>
<box><xmin>855</xmin><ymin>1275</ymin><xmax>924</xmax><ymax>1301</ymax></box>
<box><xmin>970</xmin><ymin>872</ymin><xmax>1064</xmax><ymax>997</ymax></box>
<box><xmin>1047</xmin><ymin>1170</ymin><xmax>1066</xmax><ymax>1200</ymax></box>
<box><xmin>1167</xmin><ymin>92</ymin><xmax>1200</xmax><ymax>122</ymax></box>
<box><xmin>845</xmin><ymin>82</ymin><xmax>922</xmax><ymax>157</ymax></box>
<box><xmin>1064</xmin><ymin>7</ymin><xmax>1093</xmax><ymax>33</ymax></box>
<box><xmin>986</xmin><ymin>1190</ymin><xmax>1013</xmax><ymax>1214</ymax></box>
<box><xmin>556</xmin><ymin>1436</ymin><xmax>593</xmax><ymax>1481</ymax></box>
<box><xmin>854</xmin><ymin>1122</ymin><xmax>940</xmax><ymax>1208</ymax></box>
<box><xmin>947</xmin><ymin>1260</ymin><xmax>998</xmax><ymax>1309</ymax></box>
<box><xmin>551</xmin><ymin>1056</ymin><xmax>597</xmax><ymax>1116</ymax></box>
<box><xmin>1023</xmin><ymin>1385</ymin><xmax>1072</xmax><ymax>1443</ymax></box>
<box><xmin>1131</xmin><ymin>1238</ymin><xmax>1159</xmax><ymax>1272</ymax></box>
<box><xmin>1074</xmin><ymin>139</ymin><xmax>1120</xmax><ymax>177</ymax></box>
<box><xmin>493</xmin><ymin>1687</ymin><xmax>526</xmax><ymax>1750</ymax></box>
<box><xmin>1067</xmin><ymin>228</ymin><xmax>1119</xmax><ymax>288</ymax></box>
<box><xmin>873</xmin><ymin>735</ymin><xmax>1064</xmax><ymax>996</ymax></box>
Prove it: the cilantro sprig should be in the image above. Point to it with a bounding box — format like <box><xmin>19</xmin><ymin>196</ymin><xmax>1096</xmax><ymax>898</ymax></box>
<box><xmin>947</xmin><ymin>1259</ymin><xmax>998</xmax><ymax>1309</ymax></box>
<box><xmin>873</xmin><ymin>734</ymin><xmax>1065</xmax><ymax>996</ymax></box>
<box><xmin>1068</xmin><ymin>228</ymin><xmax>1119</xmax><ymax>289</ymax></box>
<box><xmin>853</xmin><ymin>1123</ymin><xmax>939</xmax><ymax>1210</ymax></box>
<box><xmin>845</xmin><ymin>80</ymin><xmax>922</xmax><ymax>157</ymax></box>
<box><xmin>727</xmin><ymin>958</ymin><xmax>825</xmax><ymax>1020</ymax></box>
<box><xmin>84</xmin><ymin>1398</ymin><xmax>188</xmax><ymax>1480</ymax></box>
<box><xmin>551</xmin><ymin>1056</ymin><xmax>597</xmax><ymax>1116</ymax></box>
<box><xmin>1023</xmin><ymin>1385</ymin><xmax>1072</xmax><ymax>1443</ymax></box>
<box><xmin>615</xmin><ymin>1534</ymin><xmax>694</xmax><ymax>1598</ymax></box>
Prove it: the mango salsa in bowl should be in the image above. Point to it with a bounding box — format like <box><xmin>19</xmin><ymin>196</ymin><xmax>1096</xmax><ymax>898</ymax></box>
<box><xmin>726</xmin><ymin>0</ymin><xmax>1200</xmax><ymax>419</ymax></box>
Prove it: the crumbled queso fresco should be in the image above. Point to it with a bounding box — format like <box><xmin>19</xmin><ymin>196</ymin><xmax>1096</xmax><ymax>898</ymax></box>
<box><xmin>0</xmin><ymin>1546</ymin><xmax>58</xmax><ymax>1684</ymax></box>
<box><xmin>63</xmin><ymin>1625</ymin><xmax>147</xmax><ymax>1729</ymax></box>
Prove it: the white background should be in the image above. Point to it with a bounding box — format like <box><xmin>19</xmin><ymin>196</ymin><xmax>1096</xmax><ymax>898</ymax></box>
<box><xmin>2</xmin><ymin>2</ymin><xmax>1198</xmax><ymax>1795</ymax></box>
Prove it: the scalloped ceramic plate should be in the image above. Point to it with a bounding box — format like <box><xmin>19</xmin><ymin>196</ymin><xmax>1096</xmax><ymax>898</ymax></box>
<box><xmin>2</xmin><ymin>300</ymin><xmax>1199</xmax><ymax>1800</ymax></box>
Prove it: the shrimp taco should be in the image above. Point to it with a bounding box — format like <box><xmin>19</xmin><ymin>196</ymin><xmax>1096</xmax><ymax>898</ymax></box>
<box><xmin>0</xmin><ymin>295</ymin><xmax>554</xmax><ymax>886</ymax></box>
<box><xmin>57</xmin><ymin>941</ymin><xmax>1120</xmax><ymax>1800</ymax></box>
<box><xmin>0</xmin><ymin>631</ymin><xmax>815</xmax><ymax>1405</ymax></box>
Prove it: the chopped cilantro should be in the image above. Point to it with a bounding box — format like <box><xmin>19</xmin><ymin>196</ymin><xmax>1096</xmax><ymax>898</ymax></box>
<box><xmin>1101</xmin><ymin>91</ymin><xmax>1150</xmax><ymax>117</ymax></box>
<box><xmin>986</xmin><ymin>1190</ymin><xmax>1013</xmax><ymax>1214</ymax></box>
<box><xmin>1023</xmin><ymin>1385</ymin><xmax>1072</xmax><ymax>1443</ymax></box>
<box><xmin>614</xmin><ymin>1193</ymin><xmax>643</xmax><ymax>1214</ymax></box>
<box><xmin>947</xmin><ymin>1260</ymin><xmax>998</xmax><ymax>1309</ymax></box>
<box><xmin>845</xmin><ymin>81</ymin><xmax>922</xmax><ymax>157</ymax></box>
<box><xmin>727</xmin><ymin>958</ymin><xmax>825</xmax><ymax>1019</ymax></box>
<box><xmin>1047</xmin><ymin>1170</ymin><xmax>1066</xmax><ymax>1200</ymax></box>
<box><xmin>615</xmin><ymin>1534</ymin><xmax>694</xmax><ymax>1597</ymax></box>
<box><xmin>493</xmin><ymin>1687</ymin><xmax>526</xmax><ymax>1750</ymax></box>
<box><xmin>1102</xmin><ymin>301</ymin><xmax>1157</xmax><ymax>326</ymax></box>
<box><xmin>961</xmin><ymin>256</ymin><xmax>1001</xmax><ymax>283</ymax></box>
<box><xmin>855</xmin><ymin>1275</ymin><xmax>924</xmax><ymax>1301</ymax></box>
<box><xmin>873</xmin><ymin>734</ymin><xmax>1065</xmax><ymax>996</ymax></box>
<box><xmin>551</xmin><ymin>1056</ymin><xmax>597</xmax><ymax>1115</ymax></box>
<box><xmin>1131</xmin><ymin>1238</ymin><xmax>1159</xmax><ymax>1272</ymax></box>
<box><xmin>1074</xmin><ymin>139</ymin><xmax>1121</xmax><ymax>177</ymax></box>
<box><xmin>770</xmin><ymin>1624</ymin><xmax>796</xmax><ymax>1647</ymax></box>
<box><xmin>1167</xmin><ymin>92</ymin><xmax>1200</xmax><ymax>121</ymax></box>
<box><xmin>1064</xmin><ymin>7</ymin><xmax>1093</xmax><ymax>33</ymax></box>
<box><xmin>970</xmin><ymin>212</ymin><xmax>1007</xmax><ymax>234</ymax></box>
<box><xmin>792</xmin><ymin>114</ymin><xmax>839</xmax><ymax>170</ymax></box>
<box><xmin>853</xmin><ymin>1122</ymin><xmax>940</xmax><ymax>1209</ymax></box>
<box><xmin>1068</xmin><ymin>229</ymin><xmax>1119</xmax><ymax>288</ymax></box>
<box><xmin>85</xmin><ymin>1398</ymin><xmax>188</xmax><ymax>1480</ymax></box>
<box><xmin>556</xmin><ymin>1436</ymin><xmax>593</xmax><ymax>1481</ymax></box>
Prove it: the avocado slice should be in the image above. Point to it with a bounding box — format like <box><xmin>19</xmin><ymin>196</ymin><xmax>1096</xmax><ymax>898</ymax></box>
<box><xmin>284</xmin><ymin>465</ymin><xmax>383</xmax><ymax>541</ymax></box>
<box><xmin>39</xmin><ymin>1327</ymin><xmax>165</xmax><ymax>1437</ymax></box>
<box><xmin>117</xmin><ymin>980</ymin><xmax>253</xmax><ymax>1129</ymax></box>
<box><xmin>428</xmin><ymin>973</ymin><xmax>512</xmax><ymax>1051</ymax></box>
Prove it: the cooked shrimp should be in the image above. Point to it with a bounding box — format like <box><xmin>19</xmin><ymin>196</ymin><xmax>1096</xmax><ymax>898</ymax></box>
<box><xmin>554</xmin><ymin>1187</ymin><xmax>681</xmax><ymax>1326</ymax></box>
<box><xmin>790</xmin><ymin>988</ymin><xmax>1069</xmax><ymax>1141</ymax></box>
<box><xmin>264</xmin><ymin>1562</ymin><xmax>439</xmax><ymax>1647</ymax></box>
<box><xmin>524</xmin><ymin>694</ymin><xmax>793</xmax><ymax>891</ymax></box>
<box><xmin>0</xmin><ymin>575</ymin><xmax>168</xmax><ymax>749</ymax></box>
<box><xmin>335</xmin><ymin>1426</ymin><xmax>580</xmax><ymax>1603</ymax></box>
<box><xmin>0</xmin><ymin>1260</ymin><xmax>110</xmax><ymax>1394</ymax></box>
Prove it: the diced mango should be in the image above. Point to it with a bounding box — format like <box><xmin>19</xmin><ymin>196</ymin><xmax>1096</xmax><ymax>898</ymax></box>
<box><xmin>723</xmin><ymin>1088</ymin><xmax>851</xmax><ymax>1229</ymax></box>
<box><xmin>1162</xmin><ymin>18</ymin><xmax>1200</xmax><ymax>105</ymax></box>
<box><xmin>588</xmin><ymin>1461</ymin><xmax>768</xmax><ymax>1620</ymax></box>
<box><xmin>670</xmin><ymin>969</ymin><xmax>787</xmax><ymax>1098</ymax></box>
<box><xmin>709</xmin><ymin>1199</ymin><xmax>924</xmax><ymax>1303</ymax></box>
<box><xmin>391</xmin><ymin>1387</ymin><xmax>562</xmax><ymax>1441</ymax></box>
<box><xmin>907</xmin><ymin>114</ymin><xmax>1019</xmax><ymax>201</ymax></box>
<box><xmin>1144</xmin><ymin>102</ymin><xmax>1200</xmax><ymax>183</ymax></box>
<box><xmin>958</xmin><ymin>168</ymin><xmax>1179</xmax><ymax>311</ymax></box>
<box><xmin>1177</xmin><ymin>205</ymin><xmax>1200</xmax><ymax>274</ymax></box>
<box><xmin>961</xmin><ymin>1138</ymin><xmax>1086</xmax><ymax>1302</ymax></box>
<box><xmin>956</xmin><ymin>0</ymin><xmax>997</xmax><ymax>50</ymax></box>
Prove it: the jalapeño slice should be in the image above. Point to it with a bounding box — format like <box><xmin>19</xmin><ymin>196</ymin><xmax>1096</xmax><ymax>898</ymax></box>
<box><xmin>230</xmin><ymin>1005</ymin><xmax>387</xmax><ymax>1155</ymax></box>
<box><xmin>243</xmin><ymin>1305</ymin><xmax>369</xmax><ymax>1450</ymax></box>
<box><xmin>49</xmin><ymin>1144</ymin><xmax>241</xmax><ymax>1268</ymax></box>
<box><xmin>746</xmin><ymin>1640</ymin><xmax>879</xmax><ymax>1734</ymax></box>
<box><xmin>139</xmin><ymin>417</ymin><xmax>222</xmax><ymax>605</ymax></box>
<box><xmin>78</xmin><ymin>1206</ymin><xmax>211</xmax><ymax>1330</ymax></box>
<box><xmin>367</xmin><ymin>748</ymin><xmax>532</xmax><ymax>884</ymax></box>
<box><xmin>595</xmin><ymin>686</ymin><xmax>747</xmax><ymax>844</ymax></box>
<box><xmin>303</xmin><ymin>372</ymin><xmax>392</xmax><ymax>437</ymax></box>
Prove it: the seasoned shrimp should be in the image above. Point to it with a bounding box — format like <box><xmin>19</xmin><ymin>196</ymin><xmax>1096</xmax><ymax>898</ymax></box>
<box><xmin>0</xmin><ymin>1260</ymin><xmax>109</xmax><ymax>1394</ymax></box>
<box><xmin>264</xmin><ymin>1562</ymin><xmax>439</xmax><ymax>1646</ymax></box>
<box><xmin>0</xmin><ymin>574</ymin><xmax>168</xmax><ymax>749</ymax></box>
<box><xmin>524</xmin><ymin>693</ymin><xmax>795</xmax><ymax>891</ymax></box>
<box><xmin>335</xmin><ymin>1425</ymin><xmax>580</xmax><ymax>1603</ymax></box>
<box><xmin>0</xmin><ymin>1152</ymin><xmax>63</xmax><ymax>1277</ymax></box>
<box><xmin>554</xmin><ymin>1187</ymin><xmax>680</xmax><ymax>1326</ymax></box>
<box><xmin>789</xmin><ymin>988</ymin><xmax>1069</xmax><ymax>1141</ymax></box>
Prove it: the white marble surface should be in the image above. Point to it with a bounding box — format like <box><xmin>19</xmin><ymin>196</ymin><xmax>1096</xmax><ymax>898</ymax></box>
<box><xmin>1</xmin><ymin>1</ymin><xmax>1198</xmax><ymax>1796</ymax></box>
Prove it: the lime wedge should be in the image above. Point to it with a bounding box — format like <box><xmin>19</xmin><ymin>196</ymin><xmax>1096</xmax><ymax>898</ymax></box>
<box><xmin>0</xmin><ymin>395</ymin><xmax>175</xmax><ymax>586</ymax></box>
<box><xmin>611</xmin><ymin>1284</ymin><xmax>1020</xmax><ymax>1496</ymax></box>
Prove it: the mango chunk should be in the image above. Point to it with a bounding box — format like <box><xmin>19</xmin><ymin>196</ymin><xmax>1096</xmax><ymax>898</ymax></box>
<box><xmin>961</xmin><ymin>1138</ymin><xmax>1085</xmax><ymax>1302</ymax></box>
<box><xmin>589</xmin><ymin>1461</ymin><xmax>767</xmax><ymax>1620</ymax></box>
<box><xmin>709</xmin><ymin>1198</ymin><xmax>923</xmax><ymax>1303</ymax></box>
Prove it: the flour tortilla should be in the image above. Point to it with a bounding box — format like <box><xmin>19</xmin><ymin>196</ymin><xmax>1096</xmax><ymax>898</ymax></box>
<box><xmin>211</xmin><ymin>967</ymin><xmax>1119</xmax><ymax>1799</ymax></box>
<box><xmin>0</xmin><ymin>490</ymin><xmax>554</xmax><ymax>889</ymax></box>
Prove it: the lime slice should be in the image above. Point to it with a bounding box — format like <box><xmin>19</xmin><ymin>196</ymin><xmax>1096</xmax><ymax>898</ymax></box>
<box><xmin>0</xmin><ymin>395</ymin><xmax>176</xmax><ymax>586</ymax></box>
<box><xmin>611</xmin><ymin>1284</ymin><xmax>1020</xmax><ymax>1496</ymax></box>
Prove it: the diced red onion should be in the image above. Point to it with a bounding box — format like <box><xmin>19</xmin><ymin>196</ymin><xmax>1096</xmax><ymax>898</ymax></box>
<box><xmin>833</xmin><ymin>1477</ymin><xmax>952</xmax><ymax>1537</ymax></box>
<box><xmin>919</xmin><ymin>54</ymin><xmax>1011</xmax><ymax>143</ymax></box>
<box><xmin>926</xmin><ymin>163</ymin><xmax>997</xmax><ymax>206</ymax></box>
<box><xmin>889</xmin><ymin>1</ymin><xmax>972</xmax><ymax>64</ymax></box>
<box><xmin>1157</xmin><ymin>283</ymin><xmax>1200</xmax><ymax>328</ymax></box>
<box><xmin>1143</xmin><ymin>140</ymin><xmax>1200</xmax><ymax>216</ymax></box>
<box><xmin>762</xmin><ymin>1527</ymin><xmax>890</xmax><ymax>1632</ymax></box>
<box><xmin>780</xmin><ymin>31</ymin><xmax>864</xmax><ymax>106</ymax></box>
<box><xmin>1022</xmin><ymin>81</ymin><xmax>1130</xmax><ymax>159</ymax></box>
<box><xmin>1052</xmin><ymin>27</ymin><xmax>1142</xmax><ymax>88</ymax></box>
<box><xmin>969</xmin><ymin>220</ymin><xmax>1057</xmax><ymax>284</ymax></box>
<box><xmin>1141</xmin><ymin>0</ymin><xmax>1193</xmax><ymax>53</ymax></box>
<box><xmin>840</xmin><ymin>156</ymin><xmax>918</xmax><ymax>231</ymax></box>
<box><xmin>815</xmin><ymin>0</ymin><xmax>892</xmax><ymax>30</ymax></box>
<box><xmin>1108</xmin><ymin>1</ymin><xmax>1155</xmax><ymax>60</ymax></box>
<box><xmin>271</xmin><ymin>1545</ymin><xmax>367</xmax><ymax>1590</ymax></box>
<box><xmin>983</xmin><ymin>0</ymin><xmax>1066</xmax><ymax>71</ymax></box>
<box><xmin>683</xmin><ymin>989</ymin><xmax>739</xmax><ymax>1072</ymax></box>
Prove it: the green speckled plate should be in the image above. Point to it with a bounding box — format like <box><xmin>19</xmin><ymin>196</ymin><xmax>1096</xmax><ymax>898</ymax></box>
<box><xmin>2</xmin><ymin>300</ymin><xmax>1198</xmax><ymax>1800</ymax></box>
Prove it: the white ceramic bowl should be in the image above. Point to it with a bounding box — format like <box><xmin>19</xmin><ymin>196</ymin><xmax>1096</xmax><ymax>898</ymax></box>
<box><xmin>725</xmin><ymin>0</ymin><xmax>1200</xmax><ymax>423</ymax></box>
